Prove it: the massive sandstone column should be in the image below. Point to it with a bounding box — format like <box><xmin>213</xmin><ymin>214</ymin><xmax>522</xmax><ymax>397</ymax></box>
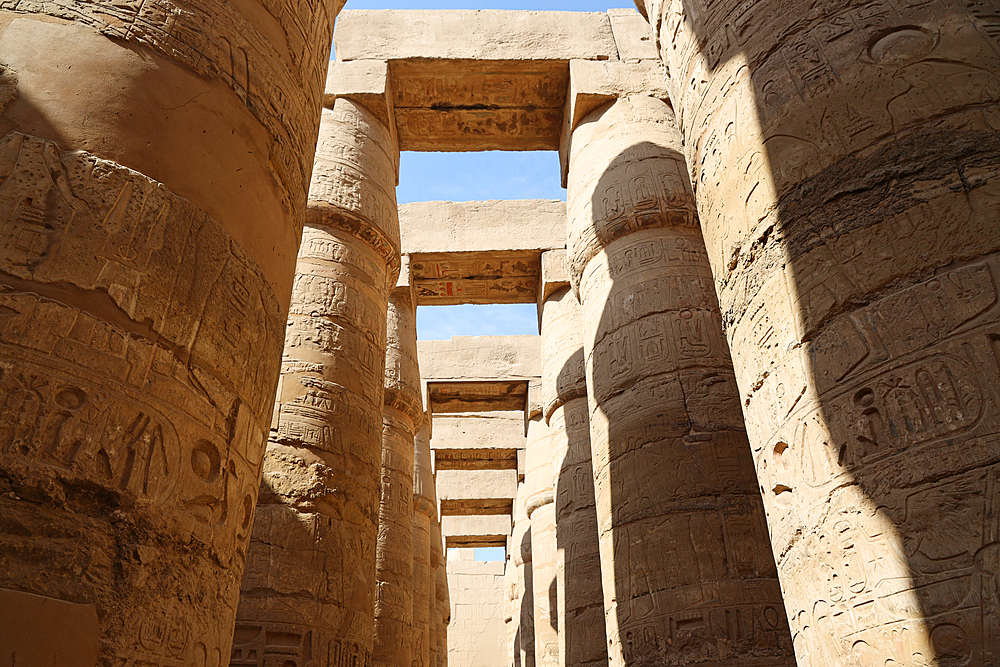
<box><xmin>635</xmin><ymin>0</ymin><xmax>1000</xmax><ymax>661</ymax></box>
<box><xmin>511</xmin><ymin>482</ymin><xmax>536</xmax><ymax>667</ymax></box>
<box><xmin>234</xmin><ymin>64</ymin><xmax>402</xmax><ymax>665</ymax></box>
<box><xmin>375</xmin><ymin>284</ymin><xmax>422</xmax><ymax>667</ymax></box>
<box><xmin>565</xmin><ymin>94</ymin><xmax>793</xmax><ymax>666</ymax></box>
<box><xmin>435</xmin><ymin>543</ymin><xmax>451</xmax><ymax>667</ymax></box>
<box><xmin>413</xmin><ymin>421</ymin><xmax>436</xmax><ymax>667</ymax></box>
<box><xmin>539</xmin><ymin>271</ymin><xmax>608</xmax><ymax>667</ymax></box>
<box><xmin>0</xmin><ymin>1</ymin><xmax>339</xmax><ymax>662</ymax></box>
<box><xmin>429</xmin><ymin>517</ymin><xmax>444</xmax><ymax>667</ymax></box>
<box><xmin>526</xmin><ymin>414</ymin><xmax>559</xmax><ymax>667</ymax></box>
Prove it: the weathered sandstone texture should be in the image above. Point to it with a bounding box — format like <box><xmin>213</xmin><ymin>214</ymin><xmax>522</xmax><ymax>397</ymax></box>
<box><xmin>0</xmin><ymin>1</ymin><xmax>338</xmax><ymax>662</ymax></box>
<box><xmin>635</xmin><ymin>0</ymin><xmax>1000</xmax><ymax>661</ymax></box>
<box><xmin>429</xmin><ymin>518</ymin><xmax>444</xmax><ymax>667</ymax></box>
<box><xmin>399</xmin><ymin>200</ymin><xmax>565</xmax><ymax>306</ymax></box>
<box><xmin>413</xmin><ymin>422</ymin><xmax>436</xmax><ymax>667</ymax></box>
<box><xmin>335</xmin><ymin>10</ymin><xmax>617</xmax><ymax>151</ymax></box>
<box><xmin>449</xmin><ymin>549</ymin><xmax>508</xmax><ymax>667</ymax></box>
<box><xmin>234</xmin><ymin>72</ymin><xmax>401</xmax><ymax>664</ymax></box>
<box><xmin>511</xmin><ymin>485</ymin><xmax>537</xmax><ymax>667</ymax></box>
<box><xmin>436</xmin><ymin>556</ymin><xmax>451</xmax><ymax>667</ymax></box>
<box><xmin>566</xmin><ymin>94</ymin><xmax>793</xmax><ymax>666</ymax></box>
<box><xmin>374</xmin><ymin>286</ymin><xmax>422</xmax><ymax>667</ymax></box>
<box><xmin>525</xmin><ymin>415</ymin><xmax>559</xmax><ymax>667</ymax></box>
<box><xmin>539</xmin><ymin>278</ymin><xmax>608</xmax><ymax>667</ymax></box>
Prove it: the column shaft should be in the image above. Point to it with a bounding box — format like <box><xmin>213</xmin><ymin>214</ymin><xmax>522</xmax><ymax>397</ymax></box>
<box><xmin>511</xmin><ymin>483</ymin><xmax>536</xmax><ymax>667</ymax></box>
<box><xmin>235</xmin><ymin>96</ymin><xmax>401</xmax><ymax>663</ymax></box>
<box><xmin>429</xmin><ymin>518</ymin><xmax>443</xmax><ymax>667</ymax></box>
<box><xmin>375</xmin><ymin>287</ymin><xmax>421</xmax><ymax>667</ymax></box>
<box><xmin>541</xmin><ymin>285</ymin><xmax>608</xmax><ymax>667</ymax></box>
<box><xmin>413</xmin><ymin>422</ymin><xmax>435</xmax><ymax>667</ymax></box>
<box><xmin>526</xmin><ymin>415</ymin><xmax>559</xmax><ymax>667</ymax></box>
<box><xmin>0</xmin><ymin>1</ymin><xmax>338</xmax><ymax>662</ymax></box>
<box><xmin>637</xmin><ymin>0</ymin><xmax>1000</xmax><ymax>660</ymax></box>
<box><xmin>566</xmin><ymin>95</ymin><xmax>793</xmax><ymax>667</ymax></box>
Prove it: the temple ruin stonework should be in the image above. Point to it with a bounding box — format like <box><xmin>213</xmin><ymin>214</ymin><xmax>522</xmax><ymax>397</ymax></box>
<box><xmin>0</xmin><ymin>4</ymin><xmax>998</xmax><ymax>667</ymax></box>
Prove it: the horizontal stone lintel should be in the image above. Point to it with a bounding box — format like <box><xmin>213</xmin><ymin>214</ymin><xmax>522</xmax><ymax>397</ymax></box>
<box><xmin>440</xmin><ymin>498</ymin><xmax>514</xmax><ymax>516</ymax></box>
<box><xmin>435</xmin><ymin>448</ymin><xmax>518</xmax><ymax>471</ymax></box>
<box><xmin>428</xmin><ymin>380</ymin><xmax>528</xmax><ymax>413</ymax></box>
<box><xmin>446</xmin><ymin>534</ymin><xmax>509</xmax><ymax>548</ymax></box>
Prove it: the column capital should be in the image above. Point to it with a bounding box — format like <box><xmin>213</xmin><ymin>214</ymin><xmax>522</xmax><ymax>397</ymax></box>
<box><xmin>559</xmin><ymin>59</ymin><xmax>670</xmax><ymax>188</ymax></box>
<box><xmin>325</xmin><ymin>59</ymin><xmax>399</xmax><ymax>184</ymax></box>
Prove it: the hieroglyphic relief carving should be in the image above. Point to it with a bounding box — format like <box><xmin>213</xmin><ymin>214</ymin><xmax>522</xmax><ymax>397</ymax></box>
<box><xmin>525</xmin><ymin>415</ymin><xmax>558</xmax><ymax>667</ymax></box>
<box><xmin>374</xmin><ymin>288</ymin><xmax>421</xmax><ymax>667</ymax></box>
<box><xmin>413</xmin><ymin>422</ymin><xmax>436</xmax><ymax>667</ymax></box>
<box><xmin>411</xmin><ymin>254</ymin><xmax>540</xmax><ymax>306</ymax></box>
<box><xmin>0</xmin><ymin>132</ymin><xmax>281</xmax><ymax>664</ymax></box>
<box><xmin>540</xmin><ymin>286</ymin><xmax>608</xmax><ymax>667</ymax></box>
<box><xmin>634</xmin><ymin>0</ymin><xmax>1000</xmax><ymax>660</ymax></box>
<box><xmin>566</xmin><ymin>95</ymin><xmax>792</xmax><ymax>667</ymax></box>
<box><xmin>3</xmin><ymin>0</ymin><xmax>338</xmax><ymax>210</ymax></box>
<box><xmin>235</xmin><ymin>93</ymin><xmax>400</xmax><ymax>667</ymax></box>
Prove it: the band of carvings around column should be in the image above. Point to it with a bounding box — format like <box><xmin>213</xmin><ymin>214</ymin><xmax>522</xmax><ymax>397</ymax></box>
<box><xmin>234</xmin><ymin>83</ymin><xmax>402</xmax><ymax>665</ymax></box>
<box><xmin>413</xmin><ymin>421</ymin><xmax>436</xmax><ymax>667</ymax></box>
<box><xmin>375</xmin><ymin>285</ymin><xmax>422</xmax><ymax>667</ymax></box>
<box><xmin>525</xmin><ymin>414</ymin><xmax>559</xmax><ymax>667</ymax></box>
<box><xmin>430</xmin><ymin>519</ymin><xmax>445</xmax><ymax>667</ymax></box>
<box><xmin>511</xmin><ymin>483</ymin><xmax>536</xmax><ymax>667</ymax></box>
<box><xmin>566</xmin><ymin>94</ymin><xmax>794</xmax><ymax>667</ymax></box>
<box><xmin>636</xmin><ymin>0</ymin><xmax>1000</xmax><ymax>661</ymax></box>
<box><xmin>540</xmin><ymin>279</ymin><xmax>608</xmax><ymax>667</ymax></box>
<box><xmin>0</xmin><ymin>1</ymin><xmax>338</xmax><ymax>662</ymax></box>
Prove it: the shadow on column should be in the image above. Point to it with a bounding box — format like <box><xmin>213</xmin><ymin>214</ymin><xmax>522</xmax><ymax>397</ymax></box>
<box><xmin>639</xmin><ymin>0</ymin><xmax>1000</xmax><ymax>660</ymax></box>
<box><xmin>582</xmin><ymin>132</ymin><xmax>793</xmax><ymax>666</ymax></box>
<box><xmin>553</xmin><ymin>349</ymin><xmax>607</xmax><ymax>667</ymax></box>
<box><xmin>520</xmin><ymin>526</ymin><xmax>536</xmax><ymax>667</ymax></box>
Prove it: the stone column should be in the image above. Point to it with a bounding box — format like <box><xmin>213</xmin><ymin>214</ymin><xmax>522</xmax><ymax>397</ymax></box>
<box><xmin>375</xmin><ymin>282</ymin><xmax>422</xmax><ymax>667</ymax></box>
<box><xmin>635</xmin><ymin>0</ymin><xmax>1000</xmax><ymax>660</ymax></box>
<box><xmin>435</xmin><ymin>546</ymin><xmax>451</xmax><ymax>667</ymax></box>
<box><xmin>234</xmin><ymin>62</ymin><xmax>401</xmax><ymax>665</ymax></box>
<box><xmin>565</xmin><ymin>94</ymin><xmax>793</xmax><ymax>666</ymax></box>
<box><xmin>511</xmin><ymin>482</ymin><xmax>536</xmax><ymax>667</ymax></box>
<box><xmin>413</xmin><ymin>421</ymin><xmax>435</xmax><ymax>667</ymax></box>
<box><xmin>525</xmin><ymin>414</ymin><xmax>559</xmax><ymax>667</ymax></box>
<box><xmin>538</xmin><ymin>256</ymin><xmax>608</xmax><ymax>667</ymax></box>
<box><xmin>0</xmin><ymin>1</ymin><xmax>340</xmax><ymax>662</ymax></box>
<box><xmin>429</xmin><ymin>517</ymin><xmax>443</xmax><ymax>667</ymax></box>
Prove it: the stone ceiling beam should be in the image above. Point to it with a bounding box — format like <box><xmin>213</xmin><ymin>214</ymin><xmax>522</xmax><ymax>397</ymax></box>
<box><xmin>400</xmin><ymin>200</ymin><xmax>566</xmax><ymax>306</ymax></box>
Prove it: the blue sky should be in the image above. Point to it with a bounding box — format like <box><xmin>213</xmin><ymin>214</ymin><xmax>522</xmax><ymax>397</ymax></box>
<box><xmin>335</xmin><ymin>2</ymin><xmax>631</xmax><ymax>339</ymax></box>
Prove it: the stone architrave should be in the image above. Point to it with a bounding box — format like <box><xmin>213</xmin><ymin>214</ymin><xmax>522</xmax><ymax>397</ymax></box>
<box><xmin>566</xmin><ymin>94</ymin><xmax>794</xmax><ymax>666</ymax></box>
<box><xmin>0</xmin><ymin>1</ymin><xmax>340</xmax><ymax>662</ymax></box>
<box><xmin>413</xmin><ymin>421</ymin><xmax>436</xmax><ymax>667</ymax></box>
<box><xmin>375</xmin><ymin>285</ymin><xmax>422</xmax><ymax>667</ymax></box>
<box><xmin>525</xmin><ymin>415</ymin><xmax>559</xmax><ymax>667</ymax></box>
<box><xmin>511</xmin><ymin>483</ymin><xmax>536</xmax><ymax>667</ymax></box>
<box><xmin>430</xmin><ymin>517</ymin><xmax>444</xmax><ymax>667</ymax></box>
<box><xmin>539</xmin><ymin>278</ymin><xmax>608</xmax><ymax>667</ymax></box>
<box><xmin>234</xmin><ymin>66</ymin><xmax>402</xmax><ymax>664</ymax></box>
<box><xmin>635</xmin><ymin>0</ymin><xmax>1000</xmax><ymax>660</ymax></box>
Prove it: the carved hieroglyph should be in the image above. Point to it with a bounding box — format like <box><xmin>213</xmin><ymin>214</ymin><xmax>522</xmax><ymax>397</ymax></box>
<box><xmin>636</xmin><ymin>0</ymin><xmax>1000</xmax><ymax>661</ymax></box>
<box><xmin>435</xmin><ymin>558</ymin><xmax>451</xmax><ymax>667</ymax></box>
<box><xmin>526</xmin><ymin>415</ymin><xmax>560</xmax><ymax>667</ymax></box>
<box><xmin>234</xmin><ymin>96</ymin><xmax>401</xmax><ymax>667</ymax></box>
<box><xmin>511</xmin><ymin>483</ymin><xmax>537</xmax><ymax>667</ymax></box>
<box><xmin>540</xmin><ymin>286</ymin><xmax>608</xmax><ymax>667</ymax></box>
<box><xmin>375</xmin><ymin>287</ymin><xmax>422</xmax><ymax>667</ymax></box>
<box><xmin>414</xmin><ymin>422</ymin><xmax>436</xmax><ymax>667</ymax></box>
<box><xmin>0</xmin><ymin>1</ymin><xmax>337</xmax><ymax>662</ymax></box>
<box><xmin>566</xmin><ymin>95</ymin><xmax>794</xmax><ymax>667</ymax></box>
<box><xmin>430</xmin><ymin>518</ymin><xmax>444</xmax><ymax>667</ymax></box>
